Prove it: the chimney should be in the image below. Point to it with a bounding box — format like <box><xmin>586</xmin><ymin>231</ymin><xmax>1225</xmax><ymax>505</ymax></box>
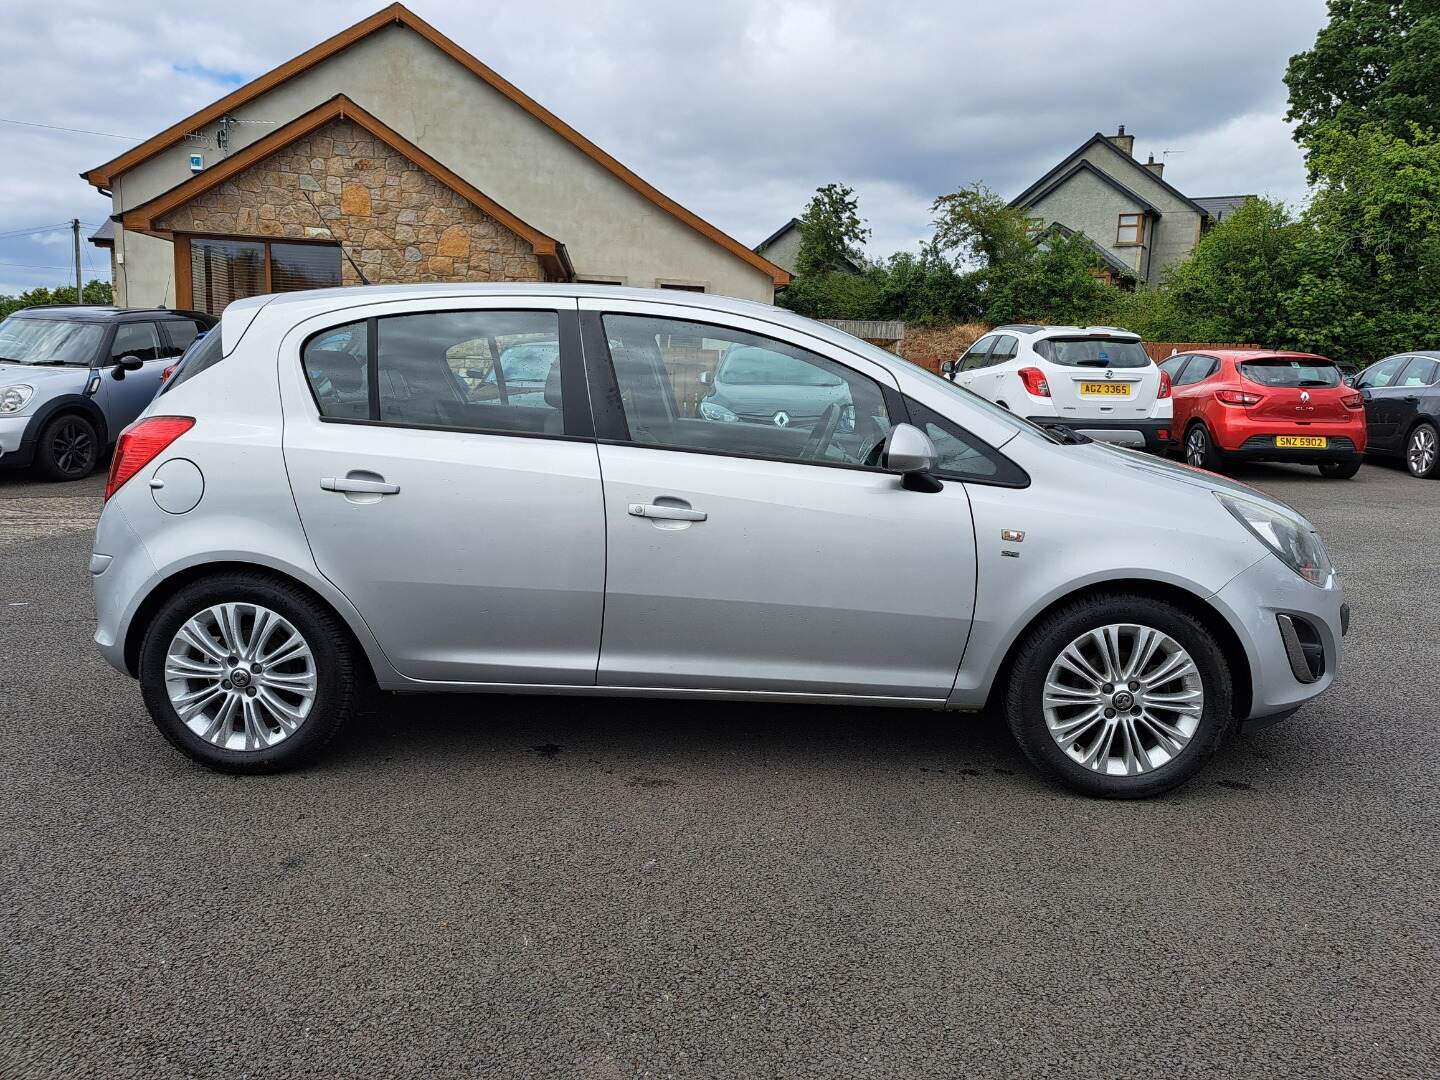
<box><xmin>1108</xmin><ymin>124</ymin><xmax>1134</xmax><ymax>158</ymax></box>
<box><xmin>1143</xmin><ymin>153</ymin><xmax>1164</xmax><ymax>178</ymax></box>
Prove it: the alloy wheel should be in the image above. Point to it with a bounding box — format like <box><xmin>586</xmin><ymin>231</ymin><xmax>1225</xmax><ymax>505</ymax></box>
<box><xmin>51</xmin><ymin>420</ymin><xmax>95</xmax><ymax>476</ymax></box>
<box><xmin>1042</xmin><ymin>623</ymin><xmax>1204</xmax><ymax>776</ymax></box>
<box><xmin>164</xmin><ymin>603</ymin><xmax>317</xmax><ymax>751</ymax></box>
<box><xmin>1185</xmin><ymin>427</ymin><xmax>1208</xmax><ymax>467</ymax></box>
<box><xmin>1409</xmin><ymin>426</ymin><xmax>1437</xmax><ymax>477</ymax></box>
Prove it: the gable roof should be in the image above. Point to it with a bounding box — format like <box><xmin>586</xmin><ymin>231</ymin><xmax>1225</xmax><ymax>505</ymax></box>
<box><xmin>1018</xmin><ymin>159</ymin><xmax>1164</xmax><ymax>217</ymax></box>
<box><xmin>1194</xmin><ymin>195</ymin><xmax>1254</xmax><ymax>219</ymax></box>
<box><xmin>1011</xmin><ymin>132</ymin><xmax>1211</xmax><ymax>217</ymax></box>
<box><xmin>83</xmin><ymin>3</ymin><xmax>788</xmax><ymax>287</ymax></box>
<box><xmin>121</xmin><ymin>95</ymin><xmax>574</xmax><ymax>281</ymax></box>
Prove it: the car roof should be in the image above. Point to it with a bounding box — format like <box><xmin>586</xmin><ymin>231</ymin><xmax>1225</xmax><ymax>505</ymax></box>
<box><xmin>10</xmin><ymin>305</ymin><xmax>210</xmax><ymax>322</ymax></box>
<box><xmin>1189</xmin><ymin>349</ymin><xmax>1334</xmax><ymax>361</ymax></box>
<box><xmin>991</xmin><ymin>324</ymin><xmax>1141</xmax><ymax>340</ymax></box>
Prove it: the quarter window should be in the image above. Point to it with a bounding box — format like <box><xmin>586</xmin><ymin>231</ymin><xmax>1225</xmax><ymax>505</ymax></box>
<box><xmin>302</xmin><ymin>322</ymin><xmax>370</xmax><ymax>419</ymax></box>
<box><xmin>110</xmin><ymin>322</ymin><xmax>162</xmax><ymax>364</ymax></box>
<box><xmin>603</xmin><ymin>313</ymin><xmax>892</xmax><ymax>469</ymax></box>
<box><xmin>1116</xmin><ymin>213</ymin><xmax>1145</xmax><ymax>245</ymax></box>
<box><xmin>905</xmin><ymin>399</ymin><xmax>1027</xmax><ymax>486</ymax></box>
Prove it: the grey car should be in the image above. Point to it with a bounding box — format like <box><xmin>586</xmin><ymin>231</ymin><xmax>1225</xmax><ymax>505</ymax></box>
<box><xmin>0</xmin><ymin>305</ymin><xmax>215</xmax><ymax>479</ymax></box>
<box><xmin>91</xmin><ymin>285</ymin><xmax>1347</xmax><ymax>797</ymax></box>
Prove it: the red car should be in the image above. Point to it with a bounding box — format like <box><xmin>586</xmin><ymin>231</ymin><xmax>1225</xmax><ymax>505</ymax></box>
<box><xmin>1158</xmin><ymin>350</ymin><xmax>1367</xmax><ymax>478</ymax></box>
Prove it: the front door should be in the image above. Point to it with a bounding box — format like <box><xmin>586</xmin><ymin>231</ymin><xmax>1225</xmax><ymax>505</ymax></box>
<box><xmin>583</xmin><ymin>301</ymin><xmax>976</xmax><ymax>700</ymax></box>
<box><xmin>89</xmin><ymin>320</ymin><xmax>178</xmax><ymax>436</ymax></box>
<box><xmin>1357</xmin><ymin>356</ymin><xmax>1413</xmax><ymax>450</ymax></box>
<box><xmin>280</xmin><ymin>299</ymin><xmax>605</xmax><ymax>685</ymax></box>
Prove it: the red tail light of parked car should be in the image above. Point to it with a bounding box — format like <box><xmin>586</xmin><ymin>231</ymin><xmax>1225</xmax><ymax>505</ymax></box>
<box><xmin>1018</xmin><ymin>367</ymin><xmax>1051</xmax><ymax>397</ymax></box>
<box><xmin>106</xmin><ymin>416</ymin><xmax>195</xmax><ymax>501</ymax></box>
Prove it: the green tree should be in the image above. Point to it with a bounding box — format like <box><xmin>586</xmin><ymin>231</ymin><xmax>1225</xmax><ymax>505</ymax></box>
<box><xmin>794</xmin><ymin>183</ymin><xmax>870</xmax><ymax>277</ymax></box>
<box><xmin>929</xmin><ymin>183</ymin><xmax>1032</xmax><ymax>269</ymax></box>
<box><xmin>0</xmin><ymin>279</ymin><xmax>112</xmax><ymax>319</ymax></box>
<box><xmin>1284</xmin><ymin>0</ymin><xmax>1440</xmax><ymax>157</ymax></box>
<box><xmin>984</xmin><ymin>228</ymin><xmax>1112</xmax><ymax>325</ymax></box>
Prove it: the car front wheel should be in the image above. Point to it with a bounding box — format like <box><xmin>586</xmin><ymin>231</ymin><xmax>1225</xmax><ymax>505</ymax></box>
<box><xmin>138</xmin><ymin>572</ymin><xmax>361</xmax><ymax>773</ymax></box>
<box><xmin>1407</xmin><ymin>423</ymin><xmax>1438</xmax><ymax>478</ymax></box>
<box><xmin>1004</xmin><ymin>594</ymin><xmax>1234</xmax><ymax>798</ymax></box>
<box><xmin>34</xmin><ymin>412</ymin><xmax>99</xmax><ymax>480</ymax></box>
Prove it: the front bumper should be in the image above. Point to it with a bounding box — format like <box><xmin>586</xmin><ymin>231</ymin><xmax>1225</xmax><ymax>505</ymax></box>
<box><xmin>1027</xmin><ymin>415</ymin><xmax>1172</xmax><ymax>453</ymax></box>
<box><xmin>0</xmin><ymin>414</ymin><xmax>36</xmax><ymax>467</ymax></box>
<box><xmin>1209</xmin><ymin>555</ymin><xmax>1346</xmax><ymax>723</ymax></box>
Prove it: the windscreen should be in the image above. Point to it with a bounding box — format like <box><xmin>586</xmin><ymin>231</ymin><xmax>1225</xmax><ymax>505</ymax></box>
<box><xmin>0</xmin><ymin>317</ymin><xmax>104</xmax><ymax>366</ymax></box>
<box><xmin>719</xmin><ymin>346</ymin><xmax>844</xmax><ymax>386</ymax></box>
<box><xmin>1238</xmin><ymin>358</ymin><xmax>1342</xmax><ymax>388</ymax></box>
<box><xmin>1038</xmin><ymin>337</ymin><xmax>1151</xmax><ymax>368</ymax></box>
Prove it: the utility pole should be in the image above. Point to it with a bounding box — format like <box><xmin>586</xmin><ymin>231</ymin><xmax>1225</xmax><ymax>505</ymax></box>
<box><xmin>71</xmin><ymin>218</ymin><xmax>82</xmax><ymax>301</ymax></box>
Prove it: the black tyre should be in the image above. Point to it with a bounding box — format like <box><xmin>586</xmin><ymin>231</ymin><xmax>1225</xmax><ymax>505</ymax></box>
<box><xmin>1183</xmin><ymin>423</ymin><xmax>1224</xmax><ymax>473</ymax></box>
<box><xmin>1406</xmin><ymin>422</ymin><xmax>1439</xmax><ymax>478</ymax></box>
<box><xmin>1318</xmin><ymin>458</ymin><xmax>1362</xmax><ymax>479</ymax></box>
<box><xmin>1004</xmin><ymin>593</ymin><xmax>1235</xmax><ymax>798</ymax></box>
<box><xmin>34</xmin><ymin>412</ymin><xmax>99</xmax><ymax>481</ymax></box>
<box><xmin>138</xmin><ymin>572</ymin><xmax>360</xmax><ymax>773</ymax></box>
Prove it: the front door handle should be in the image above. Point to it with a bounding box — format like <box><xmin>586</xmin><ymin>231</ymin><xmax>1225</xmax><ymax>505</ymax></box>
<box><xmin>628</xmin><ymin>503</ymin><xmax>706</xmax><ymax>522</ymax></box>
<box><xmin>1404</xmin><ymin>395</ymin><xmax>1419</xmax><ymax>403</ymax></box>
<box><xmin>321</xmin><ymin>477</ymin><xmax>400</xmax><ymax>495</ymax></box>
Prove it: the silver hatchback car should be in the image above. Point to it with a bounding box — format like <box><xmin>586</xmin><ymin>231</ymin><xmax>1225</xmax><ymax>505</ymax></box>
<box><xmin>92</xmin><ymin>285</ymin><xmax>1347</xmax><ymax>797</ymax></box>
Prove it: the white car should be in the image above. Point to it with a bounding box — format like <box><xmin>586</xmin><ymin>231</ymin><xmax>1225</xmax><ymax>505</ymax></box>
<box><xmin>942</xmin><ymin>325</ymin><xmax>1172</xmax><ymax>453</ymax></box>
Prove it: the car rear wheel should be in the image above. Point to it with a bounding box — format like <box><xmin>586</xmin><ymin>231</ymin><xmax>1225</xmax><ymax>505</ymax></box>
<box><xmin>34</xmin><ymin>413</ymin><xmax>99</xmax><ymax>481</ymax></box>
<box><xmin>1406</xmin><ymin>423</ymin><xmax>1438</xmax><ymax>478</ymax></box>
<box><xmin>1183</xmin><ymin>423</ymin><xmax>1223</xmax><ymax>472</ymax></box>
<box><xmin>1004</xmin><ymin>594</ymin><xmax>1234</xmax><ymax>798</ymax></box>
<box><xmin>138</xmin><ymin>572</ymin><xmax>360</xmax><ymax>773</ymax></box>
<box><xmin>1318</xmin><ymin>458</ymin><xmax>1362</xmax><ymax>479</ymax></box>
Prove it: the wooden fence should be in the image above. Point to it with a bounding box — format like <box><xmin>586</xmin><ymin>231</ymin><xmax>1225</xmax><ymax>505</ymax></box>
<box><xmin>1142</xmin><ymin>341</ymin><xmax>1258</xmax><ymax>362</ymax></box>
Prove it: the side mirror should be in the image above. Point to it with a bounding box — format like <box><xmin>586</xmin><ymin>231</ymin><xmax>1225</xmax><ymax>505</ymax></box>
<box><xmin>1359</xmin><ymin>387</ymin><xmax>1373</xmax><ymax>401</ymax></box>
<box><xmin>698</xmin><ymin>370</ymin><xmax>712</xmax><ymax>386</ymax></box>
<box><xmin>112</xmin><ymin>354</ymin><xmax>143</xmax><ymax>380</ymax></box>
<box><xmin>880</xmin><ymin>423</ymin><xmax>942</xmax><ymax>492</ymax></box>
<box><xmin>941</xmin><ymin>360</ymin><xmax>956</xmax><ymax>376</ymax></box>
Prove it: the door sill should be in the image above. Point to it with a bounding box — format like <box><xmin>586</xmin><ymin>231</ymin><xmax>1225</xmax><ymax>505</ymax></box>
<box><xmin>384</xmin><ymin>678</ymin><xmax>949</xmax><ymax>709</ymax></box>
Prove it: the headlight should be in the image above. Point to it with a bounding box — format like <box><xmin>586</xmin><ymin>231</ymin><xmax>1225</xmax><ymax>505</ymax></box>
<box><xmin>699</xmin><ymin>399</ymin><xmax>738</xmax><ymax>423</ymax></box>
<box><xmin>0</xmin><ymin>384</ymin><xmax>35</xmax><ymax>413</ymax></box>
<box><xmin>1216</xmin><ymin>493</ymin><xmax>1333</xmax><ymax>587</ymax></box>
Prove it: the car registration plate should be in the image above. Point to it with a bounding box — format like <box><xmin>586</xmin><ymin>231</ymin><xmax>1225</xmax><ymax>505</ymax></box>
<box><xmin>1275</xmin><ymin>436</ymin><xmax>1328</xmax><ymax>449</ymax></box>
<box><xmin>1079</xmin><ymin>382</ymin><xmax>1131</xmax><ymax>397</ymax></box>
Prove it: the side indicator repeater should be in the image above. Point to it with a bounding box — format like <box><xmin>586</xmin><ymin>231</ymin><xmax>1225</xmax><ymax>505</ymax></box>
<box><xmin>1001</xmin><ymin>529</ymin><xmax>1025</xmax><ymax>542</ymax></box>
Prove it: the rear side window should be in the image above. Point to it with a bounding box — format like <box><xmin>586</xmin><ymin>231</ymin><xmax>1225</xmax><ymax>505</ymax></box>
<box><xmin>988</xmin><ymin>335</ymin><xmax>1018</xmax><ymax>363</ymax></box>
<box><xmin>159</xmin><ymin>326</ymin><xmax>224</xmax><ymax>394</ymax></box>
<box><xmin>165</xmin><ymin>320</ymin><xmax>201</xmax><ymax>353</ymax></box>
<box><xmin>1036</xmin><ymin>337</ymin><xmax>1150</xmax><ymax>368</ymax></box>
<box><xmin>1399</xmin><ymin>357</ymin><xmax>1439</xmax><ymax>387</ymax></box>
<box><xmin>1239</xmin><ymin>358</ymin><xmax>1341</xmax><ymax>388</ymax></box>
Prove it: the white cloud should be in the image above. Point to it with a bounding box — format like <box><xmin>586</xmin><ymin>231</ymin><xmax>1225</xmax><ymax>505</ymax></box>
<box><xmin>0</xmin><ymin>0</ymin><xmax>1328</xmax><ymax>293</ymax></box>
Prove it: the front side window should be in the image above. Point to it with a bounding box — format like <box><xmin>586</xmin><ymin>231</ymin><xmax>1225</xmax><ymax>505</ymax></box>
<box><xmin>1173</xmin><ymin>356</ymin><xmax>1216</xmax><ymax>386</ymax></box>
<box><xmin>111</xmin><ymin>322</ymin><xmax>162</xmax><ymax>364</ymax></box>
<box><xmin>961</xmin><ymin>336</ymin><xmax>996</xmax><ymax>371</ymax></box>
<box><xmin>1158</xmin><ymin>355</ymin><xmax>1191</xmax><ymax>381</ymax></box>
<box><xmin>0</xmin><ymin>317</ymin><xmax>103</xmax><ymax>366</ymax></box>
<box><xmin>604</xmin><ymin>313</ymin><xmax>891</xmax><ymax>469</ymax></box>
<box><xmin>1117</xmin><ymin>213</ymin><xmax>1145</xmax><ymax>245</ymax></box>
<box><xmin>1355</xmin><ymin>356</ymin><xmax>1407</xmax><ymax>388</ymax></box>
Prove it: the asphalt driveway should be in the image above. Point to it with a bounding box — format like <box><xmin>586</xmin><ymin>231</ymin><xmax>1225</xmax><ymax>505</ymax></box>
<box><xmin>1</xmin><ymin>460</ymin><xmax>1437</xmax><ymax>1079</ymax></box>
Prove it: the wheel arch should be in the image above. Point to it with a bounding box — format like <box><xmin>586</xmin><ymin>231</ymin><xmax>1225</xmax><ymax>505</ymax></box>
<box><xmin>23</xmin><ymin>394</ymin><xmax>111</xmax><ymax>452</ymax></box>
<box><xmin>122</xmin><ymin>560</ymin><xmax>381</xmax><ymax>688</ymax></box>
<box><xmin>981</xmin><ymin>577</ymin><xmax>1253</xmax><ymax>722</ymax></box>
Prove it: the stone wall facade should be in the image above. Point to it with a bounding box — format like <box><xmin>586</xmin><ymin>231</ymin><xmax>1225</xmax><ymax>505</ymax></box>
<box><xmin>155</xmin><ymin>119</ymin><xmax>544</xmax><ymax>285</ymax></box>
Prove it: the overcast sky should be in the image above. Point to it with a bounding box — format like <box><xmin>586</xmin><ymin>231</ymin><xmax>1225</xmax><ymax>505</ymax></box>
<box><xmin>0</xmin><ymin>0</ymin><xmax>1328</xmax><ymax>296</ymax></box>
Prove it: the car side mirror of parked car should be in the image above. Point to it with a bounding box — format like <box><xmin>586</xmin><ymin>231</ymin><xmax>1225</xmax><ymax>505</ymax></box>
<box><xmin>941</xmin><ymin>360</ymin><xmax>956</xmax><ymax>376</ymax></box>
<box><xmin>1359</xmin><ymin>387</ymin><xmax>1373</xmax><ymax>401</ymax></box>
<box><xmin>881</xmin><ymin>423</ymin><xmax>943</xmax><ymax>492</ymax></box>
<box><xmin>111</xmin><ymin>355</ymin><xmax>144</xmax><ymax>380</ymax></box>
<box><xmin>698</xmin><ymin>370</ymin><xmax>712</xmax><ymax>386</ymax></box>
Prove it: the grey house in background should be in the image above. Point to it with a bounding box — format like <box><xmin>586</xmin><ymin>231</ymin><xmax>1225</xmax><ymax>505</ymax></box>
<box><xmin>754</xmin><ymin>218</ymin><xmax>862</xmax><ymax>276</ymax></box>
<box><xmin>1011</xmin><ymin>127</ymin><xmax>1253</xmax><ymax>286</ymax></box>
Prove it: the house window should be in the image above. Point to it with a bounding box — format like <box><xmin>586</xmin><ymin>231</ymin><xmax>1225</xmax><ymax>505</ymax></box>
<box><xmin>1116</xmin><ymin>213</ymin><xmax>1145</xmax><ymax>246</ymax></box>
<box><xmin>184</xmin><ymin>236</ymin><xmax>342</xmax><ymax>316</ymax></box>
<box><xmin>1025</xmin><ymin>217</ymin><xmax>1044</xmax><ymax>237</ymax></box>
<box><xmin>657</xmin><ymin>281</ymin><xmax>706</xmax><ymax>293</ymax></box>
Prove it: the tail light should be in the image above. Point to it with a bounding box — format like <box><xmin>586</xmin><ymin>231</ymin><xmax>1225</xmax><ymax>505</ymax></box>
<box><xmin>1342</xmin><ymin>391</ymin><xmax>1365</xmax><ymax>410</ymax></box>
<box><xmin>105</xmin><ymin>416</ymin><xmax>195</xmax><ymax>501</ymax></box>
<box><xmin>1216</xmin><ymin>389</ymin><xmax>1262</xmax><ymax>406</ymax></box>
<box><xmin>1158</xmin><ymin>369</ymin><xmax>1173</xmax><ymax>399</ymax></box>
<box><xmin>160</xmin><ymin>363</ymin><xmax>178</xmax><ymax>385</ymax></box>
<box><xmin>1018</xmin><ymin>367</ymin><xmax>1051</xmax><ymax>397</ymax></box>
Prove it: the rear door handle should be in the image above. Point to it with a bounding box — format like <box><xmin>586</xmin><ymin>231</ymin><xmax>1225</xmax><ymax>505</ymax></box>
<box><xmin>1404</xmin><ymin>395</ymin><xmax>1419</xmax><ymax>402</ymax></box>
<box><xmin>321</xmin><ymin>477</ymin><xmax>400</xmax><ymax>495</ymax></box>
<box><xmin>628</xmin><ymin>503</ymin><xmax>706</xmax><ymax>522</ymax></box>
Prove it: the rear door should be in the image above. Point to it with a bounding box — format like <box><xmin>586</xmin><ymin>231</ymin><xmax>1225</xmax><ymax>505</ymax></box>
<box><xmin>280</xmin><ymin>297</ymin><xmax>606</xmax><ymax>685</ymax></box>
<box><xmin>1039</xmin><ymin>334</ymin><xmax>1159</xmax><ymax>421</ymax></box>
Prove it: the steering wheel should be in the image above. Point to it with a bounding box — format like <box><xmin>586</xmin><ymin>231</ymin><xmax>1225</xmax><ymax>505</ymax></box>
<box><xmin>800</xmin><ymin>402</ymin><xmax>844</xmax><ymax>461</ymax></box>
